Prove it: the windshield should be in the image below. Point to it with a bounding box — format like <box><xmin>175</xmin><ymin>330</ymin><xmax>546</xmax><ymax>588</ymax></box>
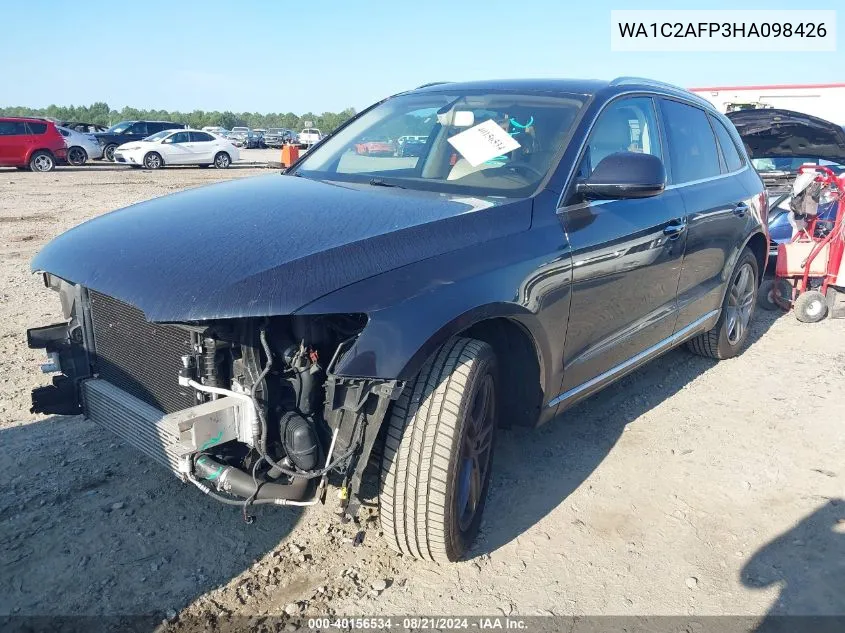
<box><xmin>752</xmin><ymin>157</ymin><xmax>845</xmax><ymax>173</ymax></box>
<box><xmin>295</xmin><ymin>90</ymin><xmax>585</xmax><ymax>197</ymax></box>
<box><xmin>106</xmin><ymin>121</ymin><xmax>133</xmax><ymax>134</ymax></box>
<box><xmin>232</xmin><ymin>127</ymin><xmax>248</xmax><ymax>133</ymax></box>
<box><xmin>143</xmin><ymin>130</ymin><xmax>172</xmax><ymax>142</ymax></box>
<box><xmin>268</xmin><ymin>128</ymin><xmax>284</xmax><ymax>134</ymax></box>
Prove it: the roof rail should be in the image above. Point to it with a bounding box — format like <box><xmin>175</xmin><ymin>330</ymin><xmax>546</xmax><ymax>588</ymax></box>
<box><xmin>415</xmin><ymin>81</ymin><xmax>452</xmax><ymax>89</ymax></box>
<box><xmin>610</xmin><ymin>76</ymin><xmax>713</xmax><ymax>108</ymax></box>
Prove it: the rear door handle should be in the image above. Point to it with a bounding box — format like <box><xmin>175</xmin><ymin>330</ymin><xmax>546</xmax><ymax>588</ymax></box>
<box><xmin>733</xmin><ymin>202</ymin><xmax>749</xmax><ymax>217</ymax></box>
<box><xmin>663</xmin><ymin>221</ymin><xmax>687</xmax><ymax>238</ymax></box>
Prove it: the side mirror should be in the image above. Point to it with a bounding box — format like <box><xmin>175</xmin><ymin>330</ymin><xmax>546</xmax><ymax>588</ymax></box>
<box><xmin>161</xmin><ymin>138</ymin><xmax>172</xmax><ymax>144</ymax></box>
<box><xmin>576</xmin><ymin>152</ymin><xmax>666</xmax><ymax>200</ymax></box>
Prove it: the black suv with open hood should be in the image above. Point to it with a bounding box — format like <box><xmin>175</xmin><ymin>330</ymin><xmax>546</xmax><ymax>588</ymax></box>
<box><xmin>728</xmin><ymin>108</ymin><xmax>845</xmax><ymax>194</ymax></box>
<box><xmin>28</xmin><ymin>78</ymin><xmax>768</xmax><ymax>562</ymax></box>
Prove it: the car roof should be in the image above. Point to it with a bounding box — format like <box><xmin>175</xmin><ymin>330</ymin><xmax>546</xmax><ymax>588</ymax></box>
<box><xmin>407</xmin><ymin>77</ymin><xmax>714</xmax><ymax>109</ymax></box>
<box><xmin>0</xmin><ymin>116</ymin><xmax>56</xmax><ymax>123</ymax></box>
<box><xmin>410</xmin><ymin>78</ymin><xmax>609</xmax><ymax>95</ymax></box>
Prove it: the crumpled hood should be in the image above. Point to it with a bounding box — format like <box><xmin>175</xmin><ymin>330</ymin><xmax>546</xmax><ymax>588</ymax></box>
<box><xmin>727</xmin><ymin>108</ymin><xmax>845</xmax><ymax>164</ymax></box>
<box><xmin>32</xmin><ymin>174</ymin><xmax>530</xmax><ymax>321</ymax></box>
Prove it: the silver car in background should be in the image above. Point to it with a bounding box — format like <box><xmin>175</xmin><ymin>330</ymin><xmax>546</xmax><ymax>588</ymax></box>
<box><xmin>57</xmin><ymin>126</ymin><xmax>103</xmax><ymax>165</ymax></box>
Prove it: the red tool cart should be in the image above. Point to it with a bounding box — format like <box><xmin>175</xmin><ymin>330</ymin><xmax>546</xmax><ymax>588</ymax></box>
<box><xmin>759</xmin><ymin>165</ymin><xmax>845</xmax><ymax>322</ymax></box>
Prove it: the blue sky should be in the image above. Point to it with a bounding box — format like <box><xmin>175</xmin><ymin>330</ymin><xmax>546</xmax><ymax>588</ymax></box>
<box><xmin>1</xmin><ymin>0</ymin><xmax>840</xmax><ymax>113</ymax></box>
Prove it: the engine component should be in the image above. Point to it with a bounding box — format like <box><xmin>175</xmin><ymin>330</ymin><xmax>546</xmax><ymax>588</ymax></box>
<box><xmin>284</xmin><ymin>342</ymin><xmax>321</xmax><ymax>415</ymax></box>
<box><xmin>200</xmin><ymin>336</ymin><xmax>225</xmax><ymax>389</ymax></box>
<box><xmin>281</xmin><ymin>411</ymin><xmax>320</xmax><ymax>471</ymax></box>
<box><xmin>193</xmin><ymin>454</ymin><xmax>311</xmax><ymax>501</ymax></box>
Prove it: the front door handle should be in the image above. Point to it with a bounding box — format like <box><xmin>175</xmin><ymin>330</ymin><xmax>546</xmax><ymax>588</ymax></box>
<box><xmin>733</xmin><ymin>202</ymin><xmax>749</xmax><ymax>217</ymax></box>
<box><xmin>663</xmin><ymin>221</ymin><xmax>687</xmax><ymax>239</ymax></box>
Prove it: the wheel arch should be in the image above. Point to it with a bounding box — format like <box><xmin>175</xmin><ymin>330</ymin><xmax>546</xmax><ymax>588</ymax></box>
<box><xmin>68</xmin><ymin>145</ymin><xmax>88</xmax><ymax>161</ymax></box>
<box><xmin>460</xmin><ymin>316</ymin><xmax>544</xmax><ymax>428</ymax></box>
<box><xmin>745</xmin><ymin>230</ymin><xmax>769</xmax><ymax>281</ymax></box>
<box><xmin>332</xmin><ymin>303</ymin><xmax>549</xmax><ymax>428</ymax></box>
<box><xmin>26</xmin><ymin>147</ymin><xmax>55</xmax><ymax>163</ymax></box>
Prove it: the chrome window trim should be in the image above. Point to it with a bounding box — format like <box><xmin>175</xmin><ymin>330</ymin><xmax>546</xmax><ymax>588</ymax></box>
<box><xmin>664</xmin><ymin>163</ymin><xmax>750</xmax><ymax>190</ymax></box>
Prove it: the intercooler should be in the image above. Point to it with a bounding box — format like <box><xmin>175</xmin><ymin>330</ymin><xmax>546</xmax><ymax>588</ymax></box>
<box><xmin>88</xmin><ymin>290</ymin><xmax>197</xmax><ymax>414</ymax></box>
<box><xmin>82</xmin><ymin>379</ymin><xmax>187</xmax><ymax>473</ymax></box>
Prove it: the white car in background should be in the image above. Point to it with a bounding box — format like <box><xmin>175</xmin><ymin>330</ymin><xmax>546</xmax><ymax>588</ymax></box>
<box><xmin>297</xmin><ymin>128</ymin><xmax>322</xmax><ymax>148</ymax></box>
<box><xmin>57</xmin><ymin>126</ymin><xmax>103</xmax><ymax>165</ymax></box>
<box><xmin>113</xmin><ymin>129</ymin><xmax>240</xmax><ymax>169</ymax></box>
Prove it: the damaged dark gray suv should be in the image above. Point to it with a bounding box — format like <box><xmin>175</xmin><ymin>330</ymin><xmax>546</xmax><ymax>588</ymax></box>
<box><xmin>28</xmin><ymin>77</ymin><xmax>768</xmax><ymax>562</ymax></box>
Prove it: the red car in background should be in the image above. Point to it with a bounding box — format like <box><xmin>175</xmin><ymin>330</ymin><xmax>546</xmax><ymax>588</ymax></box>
<box><xmin>354</xmin><ymin>137</ymin><xmax>396</xmax><ymax>156</ymax></box>
<box><xmin>0</xmin><ymin>117</ymin><xmax>68</xmax><ymax>172</ymax></box>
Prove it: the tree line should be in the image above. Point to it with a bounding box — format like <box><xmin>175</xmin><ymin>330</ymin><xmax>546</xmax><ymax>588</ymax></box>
<box><xmin>0</xmin><ymin>102</ymin><xmax>358</xmax><ymax>132</ymax></box>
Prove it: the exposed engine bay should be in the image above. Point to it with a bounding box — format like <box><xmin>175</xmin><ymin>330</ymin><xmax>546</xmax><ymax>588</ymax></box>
<box><xmin>28</xmin><ymin>275</ymin><xmax>403</xmax><ymax>521</ymax></box>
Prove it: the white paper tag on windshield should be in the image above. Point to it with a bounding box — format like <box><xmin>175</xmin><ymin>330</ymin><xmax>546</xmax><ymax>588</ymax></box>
<box><xmin>447</xmin><ymin>119</ymin><xmax>521</xmax><ymax>167</ymax></box>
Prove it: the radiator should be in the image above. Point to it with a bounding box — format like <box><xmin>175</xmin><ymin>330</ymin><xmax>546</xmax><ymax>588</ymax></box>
<box><xmin>88</xmin><ymin>290</ymin><xmax>197</xmax><ymax>414</ymax></box>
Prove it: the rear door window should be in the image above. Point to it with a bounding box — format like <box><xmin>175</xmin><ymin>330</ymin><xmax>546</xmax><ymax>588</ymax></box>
<box><xmin>659</xmin><ymin>99</ymin><xmax>721</xmax><ymax>184</ymax></box>
<box><xmin>709</xmin><ymin>115</ymin><xmax>744</xmax><ymax>173</ymax></box>
<box><xmin>25</xmin><ymin>122</ymin><xmax>47</xmax><ymax>135</ymax></box>
<box><xmin>190</xmin><ymin>132</ymin><xmax>214</xmax><ymax>142</ymax></box>
<box><xmin>128</xmin><ymin>122</ymin><xmax>149</xmax><ymax>135</ymax></box>
<box><xmin>0</xmin><ymin>121</ymin><xmax>28</xmax><ymax>135</ymax></box>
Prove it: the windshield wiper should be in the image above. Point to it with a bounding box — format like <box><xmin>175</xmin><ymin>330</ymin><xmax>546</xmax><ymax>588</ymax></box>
<box><xmin>369</xmin><ymin>178</ymin><xmax>406</xmax><ymax>189</ymax></box>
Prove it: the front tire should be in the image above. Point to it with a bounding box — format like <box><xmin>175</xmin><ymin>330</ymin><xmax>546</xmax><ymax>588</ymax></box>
<box><xmin>103</xmin><ymin>144</ymin><xmax>118</xmax><ymax>162</ymax></box>
<box><xmin>214</xmin><ymin>152</ymin><xmax>231</xmax><ymax>169</ymax></box>
<box><xmin>379</xmin><ymin>337</ymin><xmax>497</xmax><ymax>563</ymax></box>
<box><xmin>29</xmin><ymin>151</ymin><xmax>55</xmax><ymax>172</ymax></box>
<box><xmin>687</xmin><ymin>248</ymin><xmax>758</xmax><ymax>359</ymax></box>
<box><xmin>143</xmin><ymin>152</ymin><xmax>163</xmax><ymax>170</ymax></box>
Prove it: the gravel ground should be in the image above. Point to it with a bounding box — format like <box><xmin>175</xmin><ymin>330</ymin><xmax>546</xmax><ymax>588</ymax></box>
<box><xmin>1</xmin><ymin>165</ymin><xmax>843</xmax><ymax>628</ymax></box>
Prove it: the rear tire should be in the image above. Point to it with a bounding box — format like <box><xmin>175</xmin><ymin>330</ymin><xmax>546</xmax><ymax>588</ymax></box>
<box><xmin>67</xmin><ymin>146</ymin><xmax>87</xmax><ymax>166</ymax></box>
<box><xmin>29</xmin><ymin>151</ymin><xmax>55</xmax><ymax>172</ymax></box>
<box><xmin>794</xmin><ymin>290</ymin><xmax>828</xmax><ymax>323</ymax></box>
<box><xmin>214</xmin><ymin>152</ymin><xmax>231</xmax><ymax>169</ymax></box>
<box><xmin>379</xmin><ymin>337</ymin><xmax>497</xmax><ymax>563</ymax></box>
<box><xmin>687</xmin><ymin>248</ymin><xmax>758</xmax><ymax>360</ymax></box>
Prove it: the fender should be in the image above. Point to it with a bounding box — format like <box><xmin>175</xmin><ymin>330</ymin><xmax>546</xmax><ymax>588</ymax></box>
<box><xmin>717</xmin><ymin>226</ymin><xmax>769</xmax><ymax>309</ymax></box>
<box><xmin>295</xmin><ymin>217</ymin><xmax>573</xmax><ymax>406</ymax></box>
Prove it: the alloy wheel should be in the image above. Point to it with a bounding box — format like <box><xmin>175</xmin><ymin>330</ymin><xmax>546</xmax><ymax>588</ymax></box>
<box><xmin>456</xmin><ymin>373</ymin><xmax>495</xmax><ymax>532</ymax></box>
<box><xmin>32</xmin><ymin>154</ymin><xmax>53</xmax><ymax>172</ymax></box>
<box><xmin>215</xmin><ymin>153</ymin><xmax>230</xmax><ymax>168</ymax></box>
<box><xmin>68</xmin><ymin>147</ymin><xmax>86</xmax><ymax>166</ymax></box>
<box><xmin>726</xmin><ymin>262</ymin><xmax>755</xmax><ymax>345</ymax></box>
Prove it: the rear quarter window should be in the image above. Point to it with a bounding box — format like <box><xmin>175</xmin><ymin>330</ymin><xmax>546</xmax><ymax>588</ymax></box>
<box><xmin>26</xmin><ymin>122</ymin><xmax>48</xmax><ymax>135</ymax></box>
<box><xmin>709</xmin><ymin>115</ymin><xmax>744</xmax><ymax>172</ymax></box>
<box><xmin>659</xmin><ymin>99</ymin><xmax>721</xmax><ymax>184</ymax></box>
